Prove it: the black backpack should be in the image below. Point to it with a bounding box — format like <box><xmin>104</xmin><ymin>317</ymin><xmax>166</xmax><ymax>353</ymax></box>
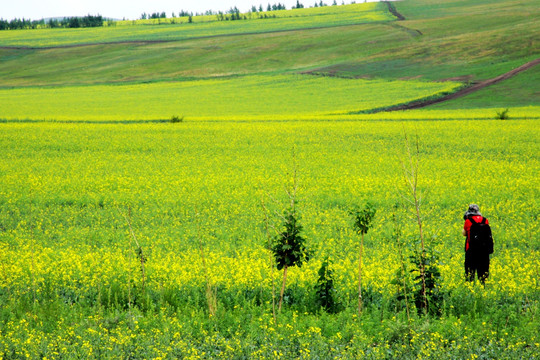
<box><xmin>468</xmin><ymin>217</ymin><xmax>494</xmax><ymax>254</ymax></box>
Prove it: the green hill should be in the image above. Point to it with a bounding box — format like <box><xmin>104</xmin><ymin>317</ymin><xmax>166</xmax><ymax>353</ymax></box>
<box><xmin>0</xmin><ymin>0</ymin><xmax>538</xmax><ymax>117</ymax></box>
<box><xmin>1</xmin><ymin>2</ymin><xmax>539</xmax><ymax>358</ymax></box>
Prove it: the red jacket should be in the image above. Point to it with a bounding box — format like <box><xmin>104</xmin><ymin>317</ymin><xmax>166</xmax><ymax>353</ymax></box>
<box><xmin>464</xmin><ymin>215</ymin><xmax>489</xmax><ymax>251</ymax></box>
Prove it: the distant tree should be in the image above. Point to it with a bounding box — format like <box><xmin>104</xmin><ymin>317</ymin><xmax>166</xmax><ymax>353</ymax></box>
<box><xmin>259</xmin><ymin>4</ymin><xmax>264</xmax><ymax>12</ymax></box>
<box><xmin>30</xmin><ymin>20</ymin><xmax>44</xmax><ymax>29</ymax></box>
<box><xmin>8</xmin><ymin>18</ymin><xmax>33</xmax><ymax>30</ymax></box>
<box><xmin>227</xmin><ymin>7</ymin><xmax>241</xmax><ymax>20</ymax></box>
<box><xmin>141</xmin><ymin>13</ymin><xmax>147</xmax><ymax>20</ymax></box>
<box><xmin>48</xmin><ymin>18</ymin><xmax>59</xmax><ymax>28</ymax></box>
<box><xmin>79</xmin><ymin>15</ymin><xmax>103</xmax><ymax>27</ymax></box>
<box><xmin>267</xmin><ymin>4</ymin><xmax>272</xmax><ymax>11</ymax></box>
<box><xmin>68</xmin><ymin>17</ymin><xmax>81</xmax><ymax>28</ymax></box>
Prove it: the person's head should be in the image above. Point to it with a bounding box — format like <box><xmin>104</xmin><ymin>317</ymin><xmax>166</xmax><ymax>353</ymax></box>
<box><xmin>463</xmin><ymin>204</ymin><xmax>482</xmax><ymax>219</ymax></box>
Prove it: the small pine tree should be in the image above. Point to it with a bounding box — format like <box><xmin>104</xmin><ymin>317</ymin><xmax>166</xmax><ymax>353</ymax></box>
<box><xmin>409</xmin><ymin>249</ymin><xmax>442</xmax><ymax>315</ymax></box>
<box><xmin>315</xmin><ymin>258</ymin><xmax>339</xmax><ymax>313</ymax></box>
<box><xmin>272</xmin><ymin>205</ymin><xmax>310</xmax><ymax>311</ymax></box>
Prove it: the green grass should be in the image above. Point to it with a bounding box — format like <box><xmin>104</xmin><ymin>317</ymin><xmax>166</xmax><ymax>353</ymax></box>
<box><xmin>430</xmin><ymin>65</ymin><xmax>540</xmax><ymax>109</ymax></box>
<box><xmin>0</xmin><ymin>0</ymin><xmax>538</xmax><ymax>91</ymax></box>
<box><xmin>0</xmin><ymin>24</ymin><xmax>404</xmax><ymax>87</ymax></box>
<box><xmin>300</xmin><ymin>0</ymin><xmax>540</xmax><ymax>82</ymax></box>
<box><xmin>0</xmin><ymin>74</ymin><xmax>461</xmax><ymax>121</ymax></box>
<box><xmin>0</xmin><ymin>3</ymin><xmax>392</xmax><ymax>48</ymax></box>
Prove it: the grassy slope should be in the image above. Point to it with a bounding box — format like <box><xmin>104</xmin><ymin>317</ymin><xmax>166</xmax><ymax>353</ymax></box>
<box><xmin>0</xmin><ymin>3</ymin><xmax>391</xmax><ymax>47</ymax></box>
<box><xmin>319</xmin><ymin>0</ymin><xmax>539</xmax><ymax>79</ymax></box>
<box><xmin>430</xmin><ymin>65</ymin><xmax>540</xmax><ymax>109</ymax></box>
<box><xmin>0</xmin><ymin>24</ymin><xmax>404</xmax><ymax>87</ymax></box>
<box><xmin>304</xmin><ymin>0</ymin><xmax>540</xmax><ymax>106</ymax></box>
<box><xmin>0</xmin><ymin>76</ymin><xmax>461</xmax><ymax>121</ymax></box>
<box><xmin>0</xmin><ymin>0</ymin><xmax>538</xmax><ymax>108</ymax></box>
<box><xmin>0</xmin><ymin>3</ymin><xmax>539</xmax><ymax>357</ymax></box>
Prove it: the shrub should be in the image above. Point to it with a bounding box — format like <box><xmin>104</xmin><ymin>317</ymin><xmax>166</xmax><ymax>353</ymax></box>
<box><xmin>314</xmin><ymin>258</ymin><xmax>340</xmax><ymax>313</ymax></box>
<box><xmin>495</xmin><ymin>108</ymin><xmax>509</xmax><ymax>120</ymax></box>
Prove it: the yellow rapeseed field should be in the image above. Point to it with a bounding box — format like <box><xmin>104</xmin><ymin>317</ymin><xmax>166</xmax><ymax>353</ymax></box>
<box><xmin>1</xmin><ymin>118</ymin><xmax>538</xmax><ymax>358</ymax></box>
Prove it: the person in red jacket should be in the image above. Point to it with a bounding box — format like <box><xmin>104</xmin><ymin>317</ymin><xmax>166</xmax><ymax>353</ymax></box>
<box><xmin>462</xmin><ymin>204</ymin><xmax>491</xmax><ymax>283</ymax></box>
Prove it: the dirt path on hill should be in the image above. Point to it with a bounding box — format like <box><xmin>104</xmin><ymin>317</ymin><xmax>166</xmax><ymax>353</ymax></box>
<box><xmin>383</xmin><ymin>1</ymin><xmax>422</xmax><ymax>37</ymax></box>
<box><xmin>384</xmin><ymin>1</ymin><xmax>406</xmax><ymax>21</ymax></box>
<box><xmin>382</xmin><ymin>57</ymin><xmax>540</xmax><ymax>112</ymax></box>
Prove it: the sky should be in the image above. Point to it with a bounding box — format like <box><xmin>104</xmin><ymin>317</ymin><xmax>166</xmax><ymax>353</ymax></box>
<box><xmin>1</xmin><ymin>0</ymin><xmax>371</xmax><ymax>21</ymax></box>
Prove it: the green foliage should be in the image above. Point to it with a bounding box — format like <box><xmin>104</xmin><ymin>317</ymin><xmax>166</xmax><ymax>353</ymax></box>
<box><xmin>390</xmin><ymin>266</ymin><xmax>411</xmax><ymax>309</ymax></box>
<box><xmin>314</xmin><ymin>258</ymin><xmax>340</xmax><ymax>313</ymax></box>
<box><xmin>170</xmin><ymin>115</ymin><xmax>184</xmax><ymax>123</ymax></box>
<box><xmin>495</xmin><ymin>108</ymin><xmax>510</xmax><ymax>120</ymax></box>
<box><xmin>349</xmin><ymin>201</ymin><xmax>376</xmax><ymax>235</ymax></box>
<box><xmin>409</xmin><ymin>249</ymin><xmax>443</xmax><ymax>316</ymax></box>
<box><xmin>272</xmin><ymin>209</ymin><xmax>310</xmax><ymax>271</ymax></box>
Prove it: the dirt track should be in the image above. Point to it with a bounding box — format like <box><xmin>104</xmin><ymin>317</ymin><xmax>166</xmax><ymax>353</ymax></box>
<box><xmin>384</xmin><ymin>1</ymin><xmax>406</xmax><ymax>21</ymax></box>
<box><xmin>383</xmin><ymin>57</ymin><xmax>540</xmax><ymax>112</ymax></box>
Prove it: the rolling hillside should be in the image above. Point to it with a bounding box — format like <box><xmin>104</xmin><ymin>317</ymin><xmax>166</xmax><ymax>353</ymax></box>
<box><xmin>0</xmin><ymin>0</ymin><xmax>538</xmax><ymax>117</ymax></box>
<box><xmin>1</xmin><ymin>1</ymin><xmax>539</xmax><ymax>358</ymax></box>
